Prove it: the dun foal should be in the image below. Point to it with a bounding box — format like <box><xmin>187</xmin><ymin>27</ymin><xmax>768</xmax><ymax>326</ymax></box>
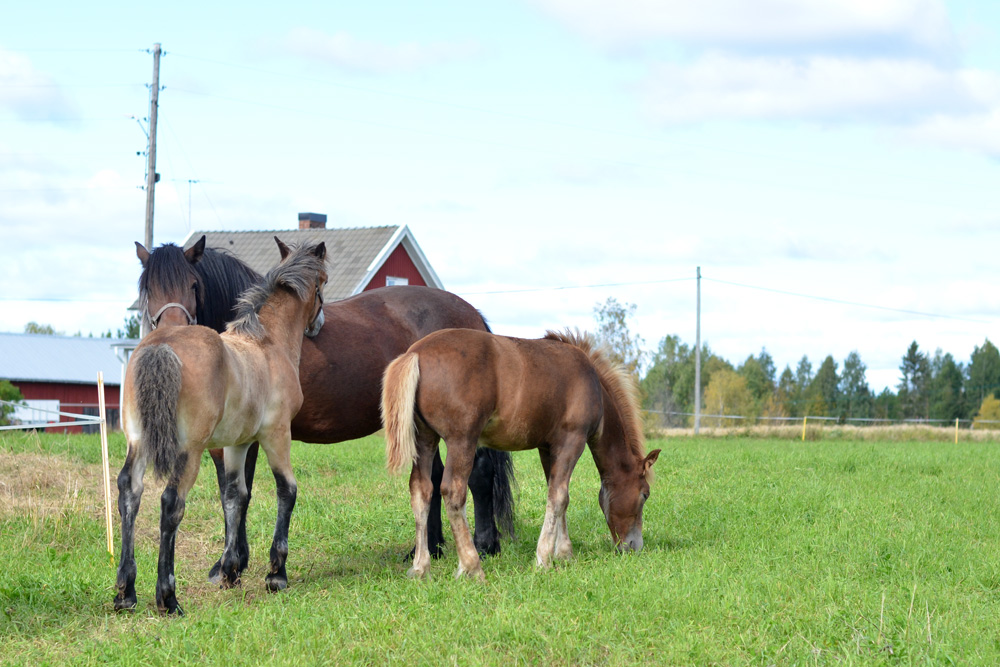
<box><xmin>383</xmin><ymin>329</ymin><xmax>660</xmax><ymax>580</ymax></box>
<box><xmin>114</xmin><ymin>238</ymin><xmax>327</xmax><ymax>614</ymax></box>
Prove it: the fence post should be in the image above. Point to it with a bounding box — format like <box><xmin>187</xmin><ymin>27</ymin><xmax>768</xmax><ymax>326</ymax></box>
<box><xmin>955</xmin><ymin>418</ymin><xmax>959</xmax><ymax>445</ymax></box>
<box><xmin>97</xmin><ymin>372</ymin><xmax>114</xmax><ymax>565</ymax></box>
<box><xmin>802</xmin><ymin>415</ymin><xmax>807</xmax><ymax>442</ymax></box>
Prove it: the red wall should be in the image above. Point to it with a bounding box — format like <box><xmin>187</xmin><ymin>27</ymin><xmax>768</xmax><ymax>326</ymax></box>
<box><xmin>363</xmin><ymin>244</ymin><xmax>427</xmax><ymax>291</ymax></box>
<box><xmin>13</xmin><ymin>381</ymin><xmax>121</xmax><ymax>434</ymax></box>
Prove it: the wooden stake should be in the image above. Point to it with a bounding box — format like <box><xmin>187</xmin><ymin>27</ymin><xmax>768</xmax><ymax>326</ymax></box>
<box><xmin>97</xmin><ymin>372</ymin><xmax>114</xmax><ymax>564</ymax></box>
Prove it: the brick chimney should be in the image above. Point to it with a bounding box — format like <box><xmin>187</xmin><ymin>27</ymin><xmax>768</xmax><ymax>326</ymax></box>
<box><xmin>298</xmin><ymin>212</ymin><xmax>327</xmax><ymax>230</ymax></box>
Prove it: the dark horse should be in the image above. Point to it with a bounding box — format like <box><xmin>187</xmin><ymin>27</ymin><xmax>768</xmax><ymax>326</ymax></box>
<box><xmin>135</xmin><ymin>236</ymin><xmax>515</xmax><ymax>581</ymax></box>
<box><xmin>383</xmin><ymin>328</ymin><xmax>660</xmax><ymax>580</ymax></box>
<box><xmin>117</xmin><ymin>239</ymin><xmax>328</xmax><ymax>614</ymax></box>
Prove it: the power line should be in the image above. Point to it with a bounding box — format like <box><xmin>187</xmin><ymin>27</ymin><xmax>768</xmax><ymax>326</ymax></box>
<box><xmin>705</xmin><ymin>277</ymin><xmax>992</xmax><ymax>324</ymax></box>
<box><xmin>458</xmin><ymin>276</ymin><xmax>694</xmax><ymax>296</ymax></box>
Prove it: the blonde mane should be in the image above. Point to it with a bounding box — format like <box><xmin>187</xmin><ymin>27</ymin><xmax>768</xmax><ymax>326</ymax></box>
<box><xmin>543</xmin><ymin>329</ymin><xmax>646</xmax><ymax>464</ymax></box>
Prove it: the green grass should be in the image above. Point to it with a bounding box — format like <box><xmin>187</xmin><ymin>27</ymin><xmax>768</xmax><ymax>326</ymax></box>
<box><xmin>3</xmin><ymin>431</ymin><xmax>1000</xmax><ymax>665</ymax></box>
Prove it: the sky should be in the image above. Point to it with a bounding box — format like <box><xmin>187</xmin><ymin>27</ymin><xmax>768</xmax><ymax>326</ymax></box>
<box><xmin>1</xmin><ymin>0</ymin><xmax>998</xmax><ymax>394</ymax></box>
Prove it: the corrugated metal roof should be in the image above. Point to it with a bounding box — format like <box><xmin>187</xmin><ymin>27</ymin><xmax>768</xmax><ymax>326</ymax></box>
<box><xmin>0</xmin><ymin>333</ymin><xmax>137</xmax><ymax>386</ymax></box>
<box><xmin>192</xmin><ymin>226</ymin><xmax>400</xmax><ymax>300</ymax></box>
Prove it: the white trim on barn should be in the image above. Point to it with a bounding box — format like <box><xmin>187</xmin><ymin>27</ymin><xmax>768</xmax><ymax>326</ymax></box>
<box><xmin>354</xmin><ymin>225</ymin><xmax>444</xmax><ymax>295</ymax></box>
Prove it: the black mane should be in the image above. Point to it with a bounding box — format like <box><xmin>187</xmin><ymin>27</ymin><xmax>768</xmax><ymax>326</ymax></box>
<box><xmin>138</xmin><ymin>243</ymin><xmax>261</xmax><ymax>333</ymax></box>
<box><xmin>194</xmin><ymin>248</ymin><xmax>261</xmax><ymax>331</ymax></box>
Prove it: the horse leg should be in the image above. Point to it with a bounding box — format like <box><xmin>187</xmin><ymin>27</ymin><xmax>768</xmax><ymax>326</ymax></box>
<box><xmin>259</xmin><ymin>433</ymin><xmax>297</xmax><ymax>593</ymax></box>
<box><xmin>206</xmin><ymin>447</ymin><xmax>227</xmax><ymax>584</ymax></box>
<box><xmin>207</xmin><ymin>442</ymin><xmax>260</xmax><ymax>583</ymax></box>
<box><xmin>113</xmin><ymin>445</ymin><xmax>147</xmax><ymax>611</ymax></box>
<box><xmin>237</xmin><ymin>441</ymin><xmax>259</xmax><ymax>574</ymax></box>
<box><xmin>218</xmin><ymin>444</ymin><xmax>251</xmax><ymax>588</ymax></box>
<box><xmin>440</xmin><ymin>438</ymin><xmax>485</xmax><ymax>581</ymax></box>
<box><xmin>468</xmin><ymin>449</ymin><xmax>499</xmax><ymax>557</ymax></box>
<box><xmin>155</xmin><ymin>451</ymin><xmax>201</xmax><ymax>615</ymax></box>
<box><xmin>427</xmin><ymin>447</ymin><xmax>446</xmax><ymax>558</ymax></box>
<box><xmin>407</xmin><ymin>433</ymin><xmax>437</xmax><ymax>579</ymax></box>
<box><xmin>536</xmin><ymin>437</ymin><xmax>585</xmax><ymax>568</ymax></box>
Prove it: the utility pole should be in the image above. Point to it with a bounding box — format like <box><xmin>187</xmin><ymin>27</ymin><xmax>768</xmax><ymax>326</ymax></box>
<box><xmin>694</xmin><ymin>266</ymin><xmax>701</xmax><ymax>435</ymax></box>
<box><xmin>143</xmin><ymin>43</ymin><xmax>162</xmax><ymax>251</ymax></box>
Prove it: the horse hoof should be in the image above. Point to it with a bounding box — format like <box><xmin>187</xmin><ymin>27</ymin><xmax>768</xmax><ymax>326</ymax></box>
<box><xmin>113</xmin><ymin>595</ymin><xmax>137</xmax><ymax>612</ymax></box>
<box><xmin>265</xmin><ymin>575</ymin><xmax>287</xmax><ymax>593</ymax></box>
<box><xmin>406</xmin><ymin>566</ymin><xmax>429</xmax><ymax>579</ymax></box>
<box><xmin>457</xmin><ymin>567</ymin><xmax>486</xmax><ymax>582</ymax></box>
<box><xmin>159</xmin><ymin>604</ymin><xmax>184</xmax><ymax>616</ymax></box>
<box><xmin>475</xmin><ymin>539</ymin><xmax>501</xmax><ymax>558</ymax></box>
<box><xmin>207</xmin><ymin>560</ymin><xmax>223</xmax><ymax>584</ymax></box>
<box><xmin>156</xmin><ymin>598</ymin><xmax>183</xmax><ymax>616</ymax></box>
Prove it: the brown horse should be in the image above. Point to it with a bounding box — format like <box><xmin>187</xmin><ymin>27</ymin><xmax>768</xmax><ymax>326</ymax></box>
<box><xmin>134</xmin><ymin>238</ymin><xmax>516</xmax><ymax>582</ymax></box>
<box><xmin>115</xmin><ymin>239</ymin><xmax>327</xmax><ymax>614</ymax></box>
<box><xmin>382</xmin><ymin>328</ymin><xmax>661</xmax><ymax>580</ymax></box>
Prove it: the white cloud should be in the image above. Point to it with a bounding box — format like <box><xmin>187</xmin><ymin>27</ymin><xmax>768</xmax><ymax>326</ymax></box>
<box><xmin>640</xmin><ymin>54</ymin><xmax>1000</xmax><ymax>124</ymax></box>
<box><xmin>903</xmin><ymin>109</ymin><xmax>1000</xmax><ymax>156</ymax></box>
<box><xmin>533</xmin><ymin>0</ymin><xmax>956</xmax><ymax>55</ymax></box>
<box><xmin>0</xmin><ymin>49</ymin><xmax>77</xmax><ymax>121</ymax></box>
<box><xmin>277</xmin><ymin>28</ymin><xmax>480</xmax><ymax>75</ymax></box>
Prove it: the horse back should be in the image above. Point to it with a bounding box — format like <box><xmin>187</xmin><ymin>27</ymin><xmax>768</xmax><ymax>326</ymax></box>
<box><xmin>411</xmin><ymin>329</ymin><xmax>603</xmax><ymax>450</ymax></box>
<box><xmin>292</xmin><ymin>286</ymin><xmax>488</xmax><ymax>443</ymax></box>
<box><xmin>127</xmin><ymin>325</ymin><xmax>230</xmax><ymax>446</ymax></box>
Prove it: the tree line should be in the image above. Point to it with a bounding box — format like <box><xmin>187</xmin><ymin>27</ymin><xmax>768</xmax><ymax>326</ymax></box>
<box><xmin>592</xmin><ymin>298</ymin><xmax>1000</xmax><ymax>427</ymax></box>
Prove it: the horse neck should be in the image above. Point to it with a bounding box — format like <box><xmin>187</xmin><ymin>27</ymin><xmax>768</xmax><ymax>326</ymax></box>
<box><xmin>255</xmin><ymin>290</ymin><xmax>310</xmax><ymax>364</ymax></box>
<box><xmin>197</xmin><ymin>250</ymin><xmax>261</xmax><ymax>332</ymax></box>
<box><xmin>590</xmin><ymin>387</ymin><xmax>640</xmax><ymax>484</ymax></box>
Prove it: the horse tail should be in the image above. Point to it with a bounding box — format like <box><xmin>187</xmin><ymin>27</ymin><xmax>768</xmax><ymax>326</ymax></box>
<box><xmin>133</xmin><ymin>344</ymin><xmax>183</xmax><ymax>479</ymax></box>
<box><xmin>477</xmin><ymin>309</ymin><xmax>493</xmax><ymax>333</ymax></box>
<box><xmin>382</xmin><ymin>351</ymin><xmax>421</xmax><ymax>474</ymax></box>
<box><xmin>484</xmin><ymin>448</ymin><xmax>517</xmax><ymax>540</ymax></box>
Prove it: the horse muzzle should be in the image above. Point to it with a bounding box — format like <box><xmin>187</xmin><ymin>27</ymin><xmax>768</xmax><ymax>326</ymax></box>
<box><xmin>615</xmin><ymin>523</ymin><xmax>644</xmax><ymax>553</ymax></box>
<box><xmin>305</xmin><ymin>309</ymin><xmax>325</xmax><ymax>338</ymax></box>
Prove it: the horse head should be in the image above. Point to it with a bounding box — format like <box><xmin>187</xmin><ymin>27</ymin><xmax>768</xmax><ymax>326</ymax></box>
<box><xmin>136</xmin><ymin>235</ymin><xmax>207</xmax><ymax>330</ymax></box>
<box><xmin>275</xmin><ymin>237</ymin><xmax>327</xmax><ymax>338</ymax></box>
<box><xmin>599</xmin><ymin>448</ymin><xmax>660</xmax><ymax>552</ymax></box>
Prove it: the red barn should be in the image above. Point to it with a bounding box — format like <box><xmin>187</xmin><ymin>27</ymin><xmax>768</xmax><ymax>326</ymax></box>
<box><xmin>0</xmin><ymin>333</ymin><xmax>134</xmax><ymax>433</ymax></box>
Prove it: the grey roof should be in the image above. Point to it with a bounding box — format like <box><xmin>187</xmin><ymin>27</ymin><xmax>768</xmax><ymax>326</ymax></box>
<box><xmin>0</xmin><ymin>333</ymin><xmax>137</xmax><ymax>387</ymax></box>
<box><xmin>185</xmin><ymin>225</ymin><xmax>441</xmax><ymax>300</ymax></box>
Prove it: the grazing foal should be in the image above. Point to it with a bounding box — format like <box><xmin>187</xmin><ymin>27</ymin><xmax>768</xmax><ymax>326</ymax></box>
<box><xmin>383</xmin><ymin>329</ymin><xmax>660</xmax><ymax>580</ymax></box>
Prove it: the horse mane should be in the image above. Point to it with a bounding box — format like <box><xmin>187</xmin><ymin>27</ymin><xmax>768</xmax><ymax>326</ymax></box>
<box><xmin>137</xmin><ymin>243</ymin><xmax>201</xmax><ymax>332</ymax></box>
<box><xmin>544</xmin><ymin>329</ymin><xmax>647</xmax><ymax>463</ymax></box>
<box><xmin>193</xmin><ymin>247</ymin><xmax>261</xmax><ymax>331</ymax></box>
<box><xmin>226</xmin><ymin>242</ymin><xmax>326</xmax><ymax>339</ymax></box>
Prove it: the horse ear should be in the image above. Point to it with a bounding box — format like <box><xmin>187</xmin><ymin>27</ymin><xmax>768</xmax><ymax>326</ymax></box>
<box><xmin>275</xmin><ymin>236</ymin><xmax>291</xmax><ymax>260</ymax></box>
<box><xmin>642</xmin><ymin>449</ymin><xmax>661</xmax><ymax>477</ymax></box>
<box><xmin>184</xmin><ymin>235</ymin><xmax>206</xmax><ymax>265</ymax></box>
<box><xmin>135</xmin><ymin>241</ymin><xmax>150</xmax><ymax>267</ymax></box>
<box><xmin>313</xmin><ymin>242</ymin><xmax>326</xmax><ymax>261</ymax></box>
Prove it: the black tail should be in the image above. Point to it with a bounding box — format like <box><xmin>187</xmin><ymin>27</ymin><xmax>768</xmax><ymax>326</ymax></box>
<box><xmin>486</xmin><ymin>448</ymin><xmax>516</xmax><ymax>540</ymax></box>
<box><xmin>133</xmin><ymin>344</ymin><xmax>182</xmax><ymax>479</ymax></box>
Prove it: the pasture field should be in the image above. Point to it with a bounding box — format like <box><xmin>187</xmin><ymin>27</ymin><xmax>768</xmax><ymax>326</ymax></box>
<box><xmin>2</xmin><ymin>431</ymin><xmax>1000</xmax><ymax>665</ymax></box>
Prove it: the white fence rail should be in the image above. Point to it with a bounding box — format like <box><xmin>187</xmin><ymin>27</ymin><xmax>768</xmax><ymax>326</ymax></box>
<box><xmin>0</xmin><ymin>399</ymin><xmax>103</xmax><ymax>431</ymax></box>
